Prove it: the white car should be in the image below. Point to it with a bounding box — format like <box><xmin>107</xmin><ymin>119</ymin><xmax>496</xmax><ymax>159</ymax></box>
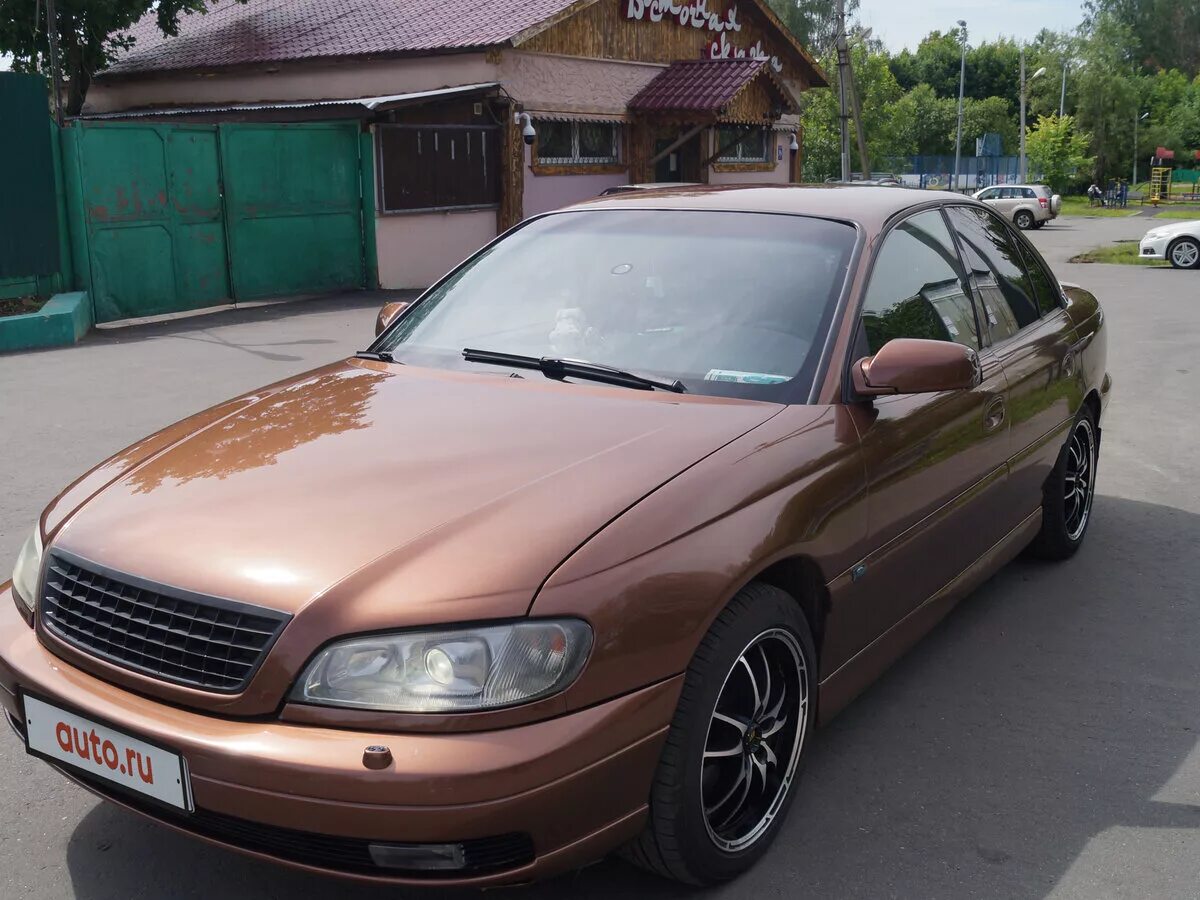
<box><xmin>1139</xmin><ymin>220</ymin><xmax>1200</xmax><ymax>269</ymax></box>
<box><xmin>972</xmin><ymin>184</ymin><xmax>1061</xmax><ymax>229</ymax></box>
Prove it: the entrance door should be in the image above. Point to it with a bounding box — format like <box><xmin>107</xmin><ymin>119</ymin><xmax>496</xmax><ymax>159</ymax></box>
<box><xmin>653</xmin><ymin>133</ymin><xmax>701</xmax><ymax>183</ymax></box>
<box><xmin>220</xmin><ymin>123</ymin><xmax>365</xmax><ymax>300</ymax></box>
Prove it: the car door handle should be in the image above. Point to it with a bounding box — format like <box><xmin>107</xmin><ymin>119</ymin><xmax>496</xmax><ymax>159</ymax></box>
<box><xmin>983</xmin><ymin>397</ymin><xmax>1006</xmax><ymax>432</ymax></box>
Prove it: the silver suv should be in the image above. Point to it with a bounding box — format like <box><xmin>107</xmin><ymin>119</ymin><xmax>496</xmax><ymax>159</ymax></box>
<box><xmin>972</xmin><ymin>184</ymin><xmax>1061</xmax><ymax>229</ymax></box>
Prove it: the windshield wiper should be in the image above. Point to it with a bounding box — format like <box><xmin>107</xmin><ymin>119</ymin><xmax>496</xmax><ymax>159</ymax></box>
<box><xmin>462</xmin><ymin>348</ymin><xmax>686</xmax><ymax>393</ymax></box>
<box><xmin>355</xmin><ymin>349</ymin><xmax>395</xmax><ymax>362</ymax></box>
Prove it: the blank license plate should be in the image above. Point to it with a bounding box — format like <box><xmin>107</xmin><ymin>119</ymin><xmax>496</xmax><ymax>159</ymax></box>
<box><xmin>23</xmin><ymin>694</ymin><xmax>192</xmax><ymax>811</ymax></box>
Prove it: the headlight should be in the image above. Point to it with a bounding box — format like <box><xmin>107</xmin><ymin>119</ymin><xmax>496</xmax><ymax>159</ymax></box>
<box><xmin>291</xmin><ymin>619</ymin><xmax>593</xmax><ymax>713</ymax></box>
<box><xmin>11</xmin><ymin>527</ymin><xmax>43</xmax><ymax>613</ymax></box>
<box><xmin>1145</xmin><ymin>230</ymin><xmax>1166</xmax><ymax>240</ymax></box>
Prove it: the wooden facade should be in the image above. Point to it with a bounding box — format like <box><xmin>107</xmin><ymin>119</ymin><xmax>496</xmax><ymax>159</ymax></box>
<box><xmin>516</xmin><ymin>0</ymin><xmax>824</xmax><ymax>93</ymax></box>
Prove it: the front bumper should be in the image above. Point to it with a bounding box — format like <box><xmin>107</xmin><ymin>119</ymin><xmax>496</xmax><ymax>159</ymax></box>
<box><xmin>0</xmin><ymin>589</ymin><xmax>679</xmax><ymax>886</ymax></box>
<box><xmin>1139</xmin><ymin>235</ymin><xmax>1171</xmax><ymax>259</ymax></box>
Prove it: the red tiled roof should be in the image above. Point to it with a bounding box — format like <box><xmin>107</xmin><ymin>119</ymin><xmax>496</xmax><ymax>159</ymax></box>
<box><xmin>628</xmin><ymin>58</ymin><xmax>771</xmax><ymax>114</ymax></box>
<box><xmin>104</xmin><ymin>0</ymin><xmax>583</xmax><ymax>75</ymax></box>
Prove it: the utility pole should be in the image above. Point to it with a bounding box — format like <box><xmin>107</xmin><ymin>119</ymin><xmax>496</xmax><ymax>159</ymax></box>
<box><xmin>953</xmin><ymin>20</ymin><xmax>967</xmax><ymax>194</ymax></box>
<box><xmin>1060</xmin><ymin>62</ymin><xmax>1067</xmax><ymax>118</ymax></box>
<box><xmin>1133</xmin><ymin>111</ymin><xmax>1148</xmax><ymax>187</ymax></box>
<box><xmin>835</xmin><ymin>0</ymin><xmax>869</xmax><ymax>180</ymax></box>
<box><xmin>45</xmin><ymin>0</ymin><xmax>64</xmax><ymax>125</ymax></box>
<box><xmin>835</xmin><ymin>0</ymin><xmax>851</xmax><ymax>181</ymax></box>
<box><xmin>1018</xmin><ymin>49</ymin><xmax>1046</xmax><ymax>183</ymax></box>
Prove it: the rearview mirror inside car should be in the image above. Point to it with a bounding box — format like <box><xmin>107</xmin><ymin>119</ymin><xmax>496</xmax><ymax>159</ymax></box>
<box><xmin>375</xmin><ymin>301</ymin><xmax>411</xmax><ymax>336</ymax></box>
<box><xmin>852</xmin><ymin>338</ymin><xmax>981</xmax><ymax>397</ymax></box>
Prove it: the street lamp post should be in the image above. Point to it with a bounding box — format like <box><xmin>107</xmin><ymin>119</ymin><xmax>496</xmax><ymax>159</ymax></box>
<box><xmin>1133</xmin><ymin>111</ymin><xmax>1149</xmax><ymax>187</ymax></box>
<box><xmin>1018</xmin><ymin>49</ymin><xmax>1047</xmax><ymax>182</ymax></box>
<box><xmin>952</xmin><ymin>20</ymin><xmax>968</xmax><ymax>194</ymax></box>
<box><xmin>1060</xmin><ymin>62</ymin><xmax>1068</xmax><ymax>117</ymax></box>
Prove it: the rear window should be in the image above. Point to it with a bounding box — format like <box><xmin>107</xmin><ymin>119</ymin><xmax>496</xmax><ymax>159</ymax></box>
<box><xmin>376</xmin><ymin>209</ymin><xmax>858</xmax><ymax>401</ymax></box>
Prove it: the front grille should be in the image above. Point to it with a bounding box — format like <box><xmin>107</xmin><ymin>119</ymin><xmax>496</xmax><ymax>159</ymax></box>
<box><xmin>40</xmin><ymin>553</ymin><xmax>290</xmax><ymax>693</ymax></box>
<box><xmin>68</xmin><ymin>769</ymin><xmax>535</xmax><ymax>878</ymax></box>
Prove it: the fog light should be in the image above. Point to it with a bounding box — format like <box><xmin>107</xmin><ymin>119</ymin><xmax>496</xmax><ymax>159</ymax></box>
<box><xmin>368</xmin><ymin>841</ymin><xmax>467</xmax><ymax>871</ymax></box>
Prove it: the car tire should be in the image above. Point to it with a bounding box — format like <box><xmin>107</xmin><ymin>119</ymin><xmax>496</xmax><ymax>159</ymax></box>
<box><xmin>1028</xmin><ymin>407</ymin><xmax>1099</xmax><ymax>560</ymax></box>
<box><xmin>1014</xmin><ymin>210</ymin><xmax>1035</xmax><ymax>230</ymax></box>
<box><xmin>1032</xmin><ymin>220</ymin><xmax>1045</xmax><ymax>229</ymax></box>
<box><xmin>1167</xmin><ymin>236</ymin><xmax>1200</xmax><ymax>269</ymax></box>
<box><xmin>622</xmin><ymin>583</ymin><xmax>817</xmax><ymax>885</ymax></box>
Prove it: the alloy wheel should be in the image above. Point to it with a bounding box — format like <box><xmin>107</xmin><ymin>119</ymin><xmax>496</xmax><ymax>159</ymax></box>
<box><xmin>1064</xmin><ymin>418</ymin><xmax>1097</xmax><ymax>542</ymax></box>
<box><xmin>1170</xmin><ymin>239</ymin><xmax>1199</xmax><ymax>269</ymax></box>
<box><xmin>700</xmin><ymin>628</ymin><xmax>808</xmax><ymax>853</ymax></box>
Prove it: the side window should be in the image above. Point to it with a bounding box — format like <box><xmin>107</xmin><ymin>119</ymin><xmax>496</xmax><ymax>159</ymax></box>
<box><xmin>945</xmin><ymin>206</ymin><xmax>1040</xmax><ymax>343</ymax></box>
<box><xmin>979</xmin><ymin>188</ymin><xmax>998</xmax><ymax>201</ymax></box>
<box><xmin>1000</xmin><ymin>187</ymin><xmax>1017</xmax><ymax>200</ymax></box>
<box><xmin>1022</xmin><ymin>188</ymin><xmax>1037</xmax><ymax>199</ymax></box>
<box><xmin>861</xmin><ymin>210</ymin><xmax>980</xmax><ymax>355</ymax></box>
<box><xmin>1016</xmin><ymin>239</ymin><xmax>1063</xmax><ymax>315</ymax></box>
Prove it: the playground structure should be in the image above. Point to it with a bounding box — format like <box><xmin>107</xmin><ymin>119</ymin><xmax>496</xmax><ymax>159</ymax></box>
<box><xmin>1145</xmin><ymin>148</ymin><xmax>1200</xmax><ymax>204</ymax></box>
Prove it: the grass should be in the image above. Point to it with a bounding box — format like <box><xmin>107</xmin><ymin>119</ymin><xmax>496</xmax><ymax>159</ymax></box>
<box><xmin>1153</xmin><ymin>208</ymin><xmax>1200</xmax><ymax>219</ymax></box>
<box><xmin>1069</xmin><ymin>242</ymin><xmax>1167</xmax><ymax>266</ymax></box>
<box><xmin>1058</xmin><ymin>196</ymin><xmax>1139</xmax><ymax>217</ymax></box>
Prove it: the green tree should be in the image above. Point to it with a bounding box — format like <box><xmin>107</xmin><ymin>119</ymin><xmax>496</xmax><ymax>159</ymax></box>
<box><xmin>1073</xmin><ymin>10</ymin><xmax>1140</xmax><ymax>178</ymax></box>
<box><xmin>957</xmin><ymin>95</ymin><xmax>1019</xmax><ymax>156</ymax></box>
<box><xmin>1025</xmin><ymin>114</ymin><xmax>1095</xmax><ymax>192</ymax></box>
<box><xmin>801</xmin><ymin>41</ymin><xmax>911</xmax><ymax>180</ymax></box>
<box><xmin>0</xmin><ymin>0</ymin><xmax>242</xmax><ymax>115</ymax></box>
<box><xmin>1084</xmin><ymin>0</ymin><xmax>1200</xmax><ymax>74</ymax></box>
<box><xmin>890</xmin><ymin>83</ymin><xmax>956</xmax><ymax>156</ymax></box>
<box><xmin>767</xmin><ymin>0</ymin><xmax>858</xmax><ymax>55</ymax></box>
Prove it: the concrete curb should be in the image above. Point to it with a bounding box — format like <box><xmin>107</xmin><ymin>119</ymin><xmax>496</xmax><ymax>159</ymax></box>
<box><xmin>0</xmin><ymin>292</ymin><xmax>92</xmax><ymax>353</ymax></box>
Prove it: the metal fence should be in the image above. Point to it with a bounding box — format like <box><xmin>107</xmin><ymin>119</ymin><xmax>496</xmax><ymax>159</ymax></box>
<box><xmin>879</xmin><ymin>155</ymin><xmax>1044</xmax><ymax>191</ymax></box>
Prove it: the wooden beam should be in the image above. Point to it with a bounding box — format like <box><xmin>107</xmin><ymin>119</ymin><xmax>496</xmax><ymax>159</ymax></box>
<box><xmin>702</xmin><ymin>124</ymin><xmax>754</xmax><ymax>168</ymax></box>
<box><xmin>648</xmin><ymin>122</ymin><xmax>709</xmax><ymax>166</ymax></box>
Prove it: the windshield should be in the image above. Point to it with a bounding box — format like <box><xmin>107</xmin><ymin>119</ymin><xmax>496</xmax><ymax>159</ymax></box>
<box><xmin>375</xmin><ymin>209</ymin><xmax>857</xmax><ymax>400</ymax></box>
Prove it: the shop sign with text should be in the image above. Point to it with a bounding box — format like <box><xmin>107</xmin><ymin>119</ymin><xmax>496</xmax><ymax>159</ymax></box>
<box><xmin>624</xmin><ymin>0</ymin><xmax>785</xmax><ymax>72</ymax></box>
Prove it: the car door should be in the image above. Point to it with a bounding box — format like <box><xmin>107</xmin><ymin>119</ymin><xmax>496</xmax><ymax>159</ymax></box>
<box><xmin>944</xmin><ymin>205</ymin><xmax>1084</xmax><ymax>522</ymax></box>
<box><xmin>847</xmin><ymin>208</ymin><xmax>1012</xmax><ymax>648</ymax></box>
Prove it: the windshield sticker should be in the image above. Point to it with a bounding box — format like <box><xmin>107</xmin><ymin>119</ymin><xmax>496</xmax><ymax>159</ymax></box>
<box><xmin>704</xmin><ymin>369</ymin><xmax>791</xmax><ymax>385</ymax></box>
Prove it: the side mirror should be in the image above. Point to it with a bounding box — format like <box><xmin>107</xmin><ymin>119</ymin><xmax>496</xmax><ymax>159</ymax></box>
<box><xmin>852</xmin><ymin>338</ymin><xmax>981</xmax><ymax>397</ymax></box>
<box><xmin>375</xmin><ymin>301</ymin><xmax>410</xmax><ymax>336</ymax></box>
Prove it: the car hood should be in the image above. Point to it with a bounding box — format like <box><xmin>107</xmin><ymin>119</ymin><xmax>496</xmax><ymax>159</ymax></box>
<box><xmin>49</xmin><ymin>360</ymin><xmax>781</xmax><ymax>622</ymax></box>
<box><xmin>1145</xmin><ymin>220</ymin><xmax>1200</xmax><ymax>237</ymax></box>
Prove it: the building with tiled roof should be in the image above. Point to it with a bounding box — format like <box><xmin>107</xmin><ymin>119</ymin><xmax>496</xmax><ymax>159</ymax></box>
<box><xmin>78</xmin><ymin>0</ymin><xmax>825</xmax><ymax>298</ymax></box>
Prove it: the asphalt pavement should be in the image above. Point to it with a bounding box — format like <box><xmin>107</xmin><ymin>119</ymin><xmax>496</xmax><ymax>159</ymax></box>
<box><xmin>2</xmin><ymin>212</ymin><xmax>1199</xmax><ymax>899</ymax></box>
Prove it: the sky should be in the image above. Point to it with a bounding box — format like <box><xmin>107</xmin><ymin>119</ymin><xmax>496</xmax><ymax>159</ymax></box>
<box><xmin>858</xmin><ymin>0</ymin><xmax>1086</xmax><ymax>51</ymax></box>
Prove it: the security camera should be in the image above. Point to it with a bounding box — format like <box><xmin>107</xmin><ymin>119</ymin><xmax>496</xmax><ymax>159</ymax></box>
<box><xmin>517</xmin><ymin>112</ymin><xmax>536</xmax><ymax>146</ymax></box>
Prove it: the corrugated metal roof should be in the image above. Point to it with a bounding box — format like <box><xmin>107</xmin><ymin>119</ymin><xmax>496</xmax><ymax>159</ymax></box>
<box><xmin>628</xmin><ymin>59</ymin><xmax>768</xmax><ymax>114</ymax></box>
<box><xmin>103</xmin><ymin>0</ymin><xmax>584</xmax><ymax>75</ymax></box>
<box><xmin>75</xmin><ymin>83</ymin><xmax>501</xmax><ymax>120</ymax></box>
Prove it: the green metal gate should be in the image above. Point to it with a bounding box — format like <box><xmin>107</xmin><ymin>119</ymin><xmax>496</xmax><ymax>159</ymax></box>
<box><xmin>0</xmin><ymin>73</ymin><xmax>62</xmax><ymax>280</ymax></box>
<box><xmin>220</xmin><ymin>123</ymin><xmax>365</xmax><ymax>300</ymax></box>
<box><xmin>68</xmin><ymin>122</ymin><xmax>230</xmax><ymax>322</ymax></box>
<box><xmin>66</xmin><ymin>120</ymin><xmax>365</xmax><ymax>323</ymax></box>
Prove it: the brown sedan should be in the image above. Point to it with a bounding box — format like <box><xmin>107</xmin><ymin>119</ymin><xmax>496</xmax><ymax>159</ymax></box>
<box><xmin>2</xmin><ymin>185</ymin><xmax>1109</xmax><ymax>887</ymax></box>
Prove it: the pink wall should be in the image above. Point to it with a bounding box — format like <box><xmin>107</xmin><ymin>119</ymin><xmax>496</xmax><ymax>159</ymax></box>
<box><xmin>523</xmin><ymin>150</ymin><xmax>628</xmax><ymax>217</ymax></box>
<box><xmin>375</xmin><ymin>210</ymin><xmax>498</xmax><ymax>290</ymax></box>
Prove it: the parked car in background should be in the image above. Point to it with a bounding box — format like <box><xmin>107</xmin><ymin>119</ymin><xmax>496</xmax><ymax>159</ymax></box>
<box><xmin>973</xmin><ymin>184</ymin><xmax>1061</xmax><ymax>229</ymax></box>
<box><xmin>1139</xmin><ymin>219</ymin><xmax>1200</xmax><ymax>269</ymax></box>
<box><xmin>3</xmin><ymin>186</ymin><xmax>1109</xmax><ymax>888</ymax></box>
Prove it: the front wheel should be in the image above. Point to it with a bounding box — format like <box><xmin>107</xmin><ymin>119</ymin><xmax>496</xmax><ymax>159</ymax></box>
<box><xmin>1015</xmin><ymin>210</ymin><xmax>1035</xmax><ymax>230</ymax></box>
<box><xmin>1029</xmin><ymin>408</ymin><xmax>1098</xmax><ymax>559</ymax></box>
<box><xmin>622</xmin><ymin>583</ymin><xmax>816</xmax><ymax>885</ymax></box>
<box><xmin>1168</xmin><ymin>237</ymin><xmax>1200</xmax><ymax>269</ymax></box>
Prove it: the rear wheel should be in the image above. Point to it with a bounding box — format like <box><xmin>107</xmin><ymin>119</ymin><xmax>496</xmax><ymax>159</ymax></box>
<box><xmin>622</xmin><ymin>583</ymin><xmax>816</xmax><ymax>885</ymax></box>
<box><xmin>1029</xmin><ymin>408</ymin><xmax>1098</xmax><ymax>559</ymax></box>
<box><xmin>1014</xmin><ymin>210</ymin><xmax>1035</xmax><ymax>230</ymax></box>
<box><xmin>1168</xmin><ymin>237</ymin><xmax>1200</xmax><ymax>269</ymax></box>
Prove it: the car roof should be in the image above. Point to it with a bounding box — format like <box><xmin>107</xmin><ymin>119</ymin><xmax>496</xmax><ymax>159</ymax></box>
<box><xmin>567</xmin><ymin>183</ymin><xmax>972</xmax><ymax>231</ymax></box>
